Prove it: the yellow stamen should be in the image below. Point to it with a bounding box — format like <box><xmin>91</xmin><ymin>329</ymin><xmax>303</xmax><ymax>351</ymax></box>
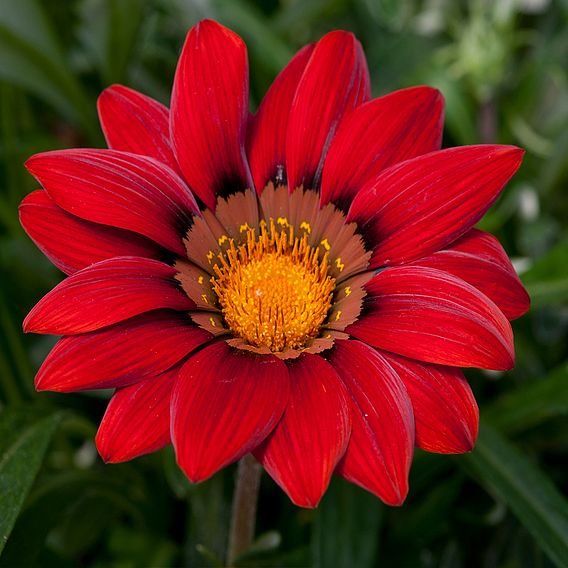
<box><xmin>212</xmin><ymin>220</ymin><xmax>335</xmax><ymax>352</ymax></box>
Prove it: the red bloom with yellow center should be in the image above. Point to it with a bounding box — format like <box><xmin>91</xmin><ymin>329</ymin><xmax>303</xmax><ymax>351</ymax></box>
<box><xmin>20</xmin><ymin>20</ymin><xmax>529</xmax><ymax>507</ymax></box>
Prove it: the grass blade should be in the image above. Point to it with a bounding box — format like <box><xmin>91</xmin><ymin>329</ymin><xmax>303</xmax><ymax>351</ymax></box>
<box><xmin>461</xmin><ymin>423</ymin><xmax>568</xmax><ymax>568</ymax></box>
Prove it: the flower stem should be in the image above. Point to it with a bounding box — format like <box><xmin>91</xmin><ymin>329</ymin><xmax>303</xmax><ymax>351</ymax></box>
<box><xmin>227</xmin><ymin>454</ymin><xmax>262</xmax><ymax>566</ymax></box>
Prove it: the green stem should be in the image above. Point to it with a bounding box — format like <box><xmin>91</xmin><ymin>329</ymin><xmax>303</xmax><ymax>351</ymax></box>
<box><xmin>226</xmin><ymin>454</ymin><xmax>262</xmax><ymax>566</ymax></box>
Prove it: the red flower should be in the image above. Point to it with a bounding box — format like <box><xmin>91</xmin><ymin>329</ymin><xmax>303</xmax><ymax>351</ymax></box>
<box><xmin>20</xmin><ymin>20</ymin><xmax>529</xmax><ymax>508</ymax></box>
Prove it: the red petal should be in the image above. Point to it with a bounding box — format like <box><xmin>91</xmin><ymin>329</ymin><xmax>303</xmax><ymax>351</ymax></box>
<box><xmin>172</xmin><ymin>342</ymin><xmax>289</xmax><ymax>482</ymax></box>
<box><xmin>320</xmin><ymin>86</ymin><xmax>444</xmax><ymax>210</ymax></box>
<box><xmin>330</xmin><ymin>340</ymin><xmax>414</xmax><ymax>505</ymax></box>
<box><xmin>96</xmin><ymin>366</ymin><xmax>178</xmax><ymax>463</ymax></box>
<box><xmin>246</xmin><ymin>44</ymin><xmax>314</xmax><ymax>193</ymax></box>
<box><xmin>347</xmin><ymin>145</ymin><xmax>524</xmax><ymax>267</ymax></box>
<box><xmin>254</xmin><ymin>354</ymin><xmax>351</xmax><ymax>508</ymax></box>
<box><xmin>347</xmin><ymin>266</ymin><xmax>514</xmax><ymax>370</ymax></box>
<box><xmin>170</xmin><ymin>20</ymin><xmax>252</xmax><ymax>209</ymax></box>
<box><xmin>19</xmin><ymin>190</ymin><xmax>163</xmax><ymax>275</ymax></box>
<box><xmin>35</xmin><ymin>312</ymin><xmax>210</xmax><ymax>392</ymax></box>
<box><xmin>286</xmin><ymin>31</ymin><xmax>370</xmax><ymax>191</ymax></box>
<box><xmin>385</xmin><ymin>353</ymin><xmax>478</xmax><ymax>454</ymax></box>
<box><xmin>413</xmin><ymin>229</ymin><xmax>530</xmax><ymax>320</ymax></box>
<box><xmin>97</xmin><ymin>84</ymin><xmax>180</xmax><ymax>173</ymax></box>
<box><xmin>24</xmin><ymin>257</ymin><xmax>194</xmax><ymax>335</ymax></box>
<box><xmin>26</xmin><ymin>149</ymin><xmax>198</xmax><ymax>256</ymax></box>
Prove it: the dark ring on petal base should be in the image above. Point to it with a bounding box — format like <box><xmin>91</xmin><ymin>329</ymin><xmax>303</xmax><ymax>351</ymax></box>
<box><xmin>175</xmin><ymin>185</ymin><xmax>373</xmax><ymax>359</ymax></box>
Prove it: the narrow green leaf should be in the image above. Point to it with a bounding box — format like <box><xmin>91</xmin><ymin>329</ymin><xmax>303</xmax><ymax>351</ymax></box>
<box><xmin>0</xmin><ymin>295</ymin><xmax>35</xmax><ymax>396</ymax></box>
<box><xmin>185</xmin><ymin>472</ymin><xmax>229</xmax><ymax>568</ymax></box>
<box><xmin>461</xmin><ymin>423</ymin><xmax>568</xmax><ymax>568</ymax></box>
<box><xmin>431</xmin><ymin>74</ymin><xmax>479</xmax><ymax>146</ymax></box>
<box><xmin>390</xmin><ymin>476</ymin><xmax>463</xmax><ymax>546</ymax></box>
<box><xmin>106</xmin><ymin>0</ymin><xmax>146</xmax><ymax>83</ymax></box>
<box><xmin>0</xmin><ymin>27</ymin><xmax>84</xmax><ymax>122</ymax></box>
<box><xmin>484</xmin><ymin>363</ymin><xmax>568</xmax><ymax>434</ymax></box>
<box><xmin>270</xmin><ymin>0</ymin><xmax>331</xmax><ymax>34</ymax></box>
<box><xmin>0</xmin><ymin>468</ymin><xmax>146</xmax><ymax>566</ymax></box>
<box><xmin>0</xmin><ymin>0</ymin><xmax>97</xmax><ymax>139</ymax></box>
<box><xmin>216</xmin><ymin>0</ymin><xmax>292</xmax><ymax>73</ymax></box>
<box><xmin>77</xmin><ymin>0</ymin><xmax>146</xmax><ymax>85</ymax></box>
<box><xmin>232</xmin><ymin>531</ymin><xmax>282</xmax><ymax>567</ymax></box>
<box><xmin>526</xmin><ymin>278</ymin><xmax>568</xmax><ymax>307</ymax></box>
<box><xmin>0</xmin><ymin>0</ymin><xmax>67</xmax><ymax>66</ymax></box>
<box><xmin>0</xmin><ymin>409</ymin><xmax>62</xmax><ymax>554</ymax></box>
<box><xmin>522</xmin><ymin>238</ymin><xmax>568</xmax><ymax>307</ymax></box>
<box><xmin>245</xmin><ymin>531</ymin><xmax>281</xmax><ymax>555</ymax></box>
<box><xmin>312</xmin><ymin>477</ymin><xmax>383</xmax><ymax>568</ymax></box>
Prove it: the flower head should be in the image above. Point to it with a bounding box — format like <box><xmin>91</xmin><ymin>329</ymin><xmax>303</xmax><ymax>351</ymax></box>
<box><xmin>20</xmin><ymin>20</ymin><xmax>529</xmax><ymax>507</ymax></box>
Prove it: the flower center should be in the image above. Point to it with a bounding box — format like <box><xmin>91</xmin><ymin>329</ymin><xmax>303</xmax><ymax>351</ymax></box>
<box><xmin>211</xmin><ymin>220</ymin><xmax>335</xmax><ymax>352</ymax></box>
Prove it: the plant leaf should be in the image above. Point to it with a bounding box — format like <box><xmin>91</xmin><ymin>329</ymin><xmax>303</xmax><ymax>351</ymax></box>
<box><xmin>522</xmin><ymin>239</ymin><xmax>568</xmax><ymax>307</ymax></box>
<box><xmin>0</xmin><ymin>409</ymin><xmax>62</xmax><ymax>554</ymax></box>
<box><xmin>0</xmin><ymin>469</ymin><xmax>145</xmax><ymax>566</ymax></box>
<box><xmin>185</xmin><ymin>472</ymin><xmax>229</xmax><ymax>568</ymax></box>
<box><xmin>0</xmin><ymin>0</ymin><xmax>96</xmax><ymax>137</ymax></box>
<box><xmin>312</xmin><ymin>477</ymin><xmax>383</xmax><ymax>568</ymax></box>
<box><xmin>484</xmin><ymin>363</ymin><xmax>568</xmax><ymax>434</ymax></box>
<box><xmin>460</xmin><ymin>423</ymin><xmax>568</xmax><ymax>568</ymax></box>
<box><xmin>77</xmin><ymin>0</ymin><xmax>147</xmax><ymax>85</ymax></box>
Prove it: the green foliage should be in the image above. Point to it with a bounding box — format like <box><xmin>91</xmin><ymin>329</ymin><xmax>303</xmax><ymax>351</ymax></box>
<box><xmin>0</xmin><ymin>0</ymin><xmax>567</xmax><ymax>566</ymax></box>
<box><xmin>312</xmin><ymin>478</ymin><xmax>383</xmax><ymax>568</ymax></box>
<box><xmin>0</xmin><ymin>409</ymin><xmax>62</xmax><ymax>555</ymax></box>
<box><xmin>462</xmin><ymin>424</ymin><xmax>568</xmax><ymax>568</ymax></box>
<box><xmin>0</xmin><ymin>0</ymin><xmax>96</xmax><ymax>138</ymax></box>
<box><xmin>524</xmin><ymin>239</ymin><xmax>568</xmax><ymax>307</ymax></box>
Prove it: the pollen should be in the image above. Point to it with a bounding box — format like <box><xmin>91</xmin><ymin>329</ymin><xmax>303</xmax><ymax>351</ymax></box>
<box><xmin>211</xmin><ymin>220</ymin><xmax>335</xmax><ymax>352</ymax></box>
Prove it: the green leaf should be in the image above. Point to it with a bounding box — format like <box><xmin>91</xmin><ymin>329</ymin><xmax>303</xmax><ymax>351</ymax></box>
<box><xmin>312</xmin><ymin>477</ymin><xmax>383</xmax><ymax>568</ymax></box>
<box><xmin>484</xmin><ymin>363</ymin><xmax>568</xmax><ymax>435</ymax></box>
<box><xmin>1</xmin><ymin>469</ymin><xmax>145</xmax><ymax>566</ymax></box>
<box><xmin>270</xmin><ymin>0</ymin><xmax>334</xmax><ymax>34</ymax></box>
<box><xmin>0</xmin><ymin>409</ymin><xmax>62</xmax><ymax>554</ymax></box>
<box><xmin>461</xmin><ymin>423</ymin><xmax>568</xmax><ymax>568</ymax></box>
<box><xmin>213</xmin><ymin>0</ymin><xmax>293</xmax><ymax>105</ymax></box>
<box><xmin>216</xmin><ymin>0</ymin><xmax>293</xmax><ymax>72</ymax></box>
<box><xmin>429</xmin><ymin>74</ymin><xmax>478</xmax><ymax>146</ymax></box>
<box><xmin>0</xmin><ymin>0</ymin><xmax>97</xmax><ymax>138</ymax></box>
<box><xmin>77</xmin><ymin>0</ymin><xmax>147</xmax><ymax>85</ymax></box>
<box><xmin>0</xmin><ymin>296</ymin><xmax>35</xmax><ymax>401</ymax></box>
<box><xmin>52</xmin><ymin>491</ymin><xmax>121</xmax><ymax>557</ymax></box>
<box><xmin>235</xmin><ymin>546</ymin><xmax>310</xmax><ymax>568</ymax></box>
<box><xmin>107</xmin><ymin>526</ymin><xmax>179</xmax><ymax>568</ymax></box>
<box><xmin>185</xmin><ymin>472</ymin><xmax>229</xmax><ymax>568</ymax></box>
<box><xmin>232</xmin><ymin>531</ymin><xmax>282</xmax><ymax>567</ymax></box>
<box><xmin>390</xmin><ymin>476</ymin><xmax>463</xmax><ymax>546</ymax></box>
<box><xmin>0</xmin><ymin>0</ymin><xmax>67</xmax><ymax>65</ymax></box>
<box><xmin>247</xmin><ymin>530</ymin><xmax>281</xmax><ymax>554</ymax></box>
<box><xmin>522</xmin><ymin>238</ymin><xmax>568</xmax><ymax>307</ymax></box>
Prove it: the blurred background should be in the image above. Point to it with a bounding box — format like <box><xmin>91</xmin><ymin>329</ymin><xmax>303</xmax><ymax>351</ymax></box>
<box><xmin>1</xmin><ymin>0</ymin><xmax>567</xmax><ymax>566</ymax></box>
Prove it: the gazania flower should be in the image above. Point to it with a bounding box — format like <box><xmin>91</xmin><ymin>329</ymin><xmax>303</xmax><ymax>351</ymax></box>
<box><xmin>20</xmin><ymin>19</ymin><xmax>529</xmax><ymax>508</ymax></box>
